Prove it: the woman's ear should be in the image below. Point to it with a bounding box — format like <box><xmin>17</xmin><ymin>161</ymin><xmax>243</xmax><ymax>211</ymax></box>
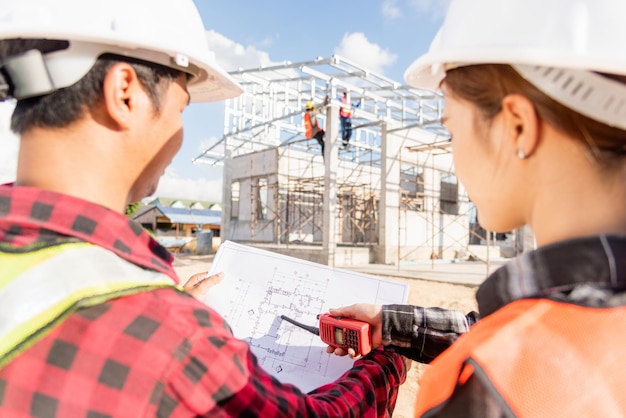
<box><xmin>101</xmin><ymin>63</ymin><xmax>141</xmax><ymax>130</ymax></box>
<box><xmin>501</xmin><ymin>94</ymin><xmax>540</xmax><ymax>158</ymax></box>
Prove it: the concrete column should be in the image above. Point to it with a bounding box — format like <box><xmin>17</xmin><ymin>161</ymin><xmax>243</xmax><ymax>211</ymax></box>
<box><xmin>220</xmin><ymin>150</ymin><xmax>233</xmax><ymax>243</ymax></box>
<box><xmin>322</xmin><ymin>102</ymin><xmax>340</xmax><ymax>266</ymax></box>
<box><xmin>422</xmin><ymin>160</ymin><xmax>437</xmax><ymax>257</ymax></box>
<box><xmin>377</xmin><ymin>122</ymin><xmax>402</xmax><ymax>265</ymax></box>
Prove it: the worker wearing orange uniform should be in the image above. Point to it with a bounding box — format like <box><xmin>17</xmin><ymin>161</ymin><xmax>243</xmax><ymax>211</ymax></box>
<box><xmin>303</xmin><ymin>96</ymin><xmax>329</xmax><ymax>158</ymax></box>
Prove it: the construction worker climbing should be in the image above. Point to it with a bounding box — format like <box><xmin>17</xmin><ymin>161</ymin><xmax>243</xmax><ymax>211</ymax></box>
<box><xmin>303</xmin><ymin>96</ymin><xmax>329</xmax><ymax>159</ymax></box>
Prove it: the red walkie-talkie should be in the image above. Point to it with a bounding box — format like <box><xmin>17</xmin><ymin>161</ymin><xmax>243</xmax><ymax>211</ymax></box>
<box><xmin>280</xmin><ymin>313</ymin><xmax>372</xmax><ymax>356</ymax></box>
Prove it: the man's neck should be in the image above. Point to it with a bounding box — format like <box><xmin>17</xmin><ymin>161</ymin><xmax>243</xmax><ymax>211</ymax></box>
<box><xmin>15</xmin><ymin>127</ymin><xmax>131</xmax><ymax>212</ymax></box>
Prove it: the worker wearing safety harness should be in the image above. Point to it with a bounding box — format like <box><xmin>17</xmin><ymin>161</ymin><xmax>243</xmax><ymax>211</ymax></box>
<box><xmin>303</xmin><ymin>96</ymin><xmax>329</xmax><ymax>159</ymax></box>
<box><xmin>0</xmin><ymin>1</ymin><xmax>407</xmax><ymax>416</ymax></box>
<box><xmin>327</xmin><ymin>0</ymin><xmax>626</xmax><ymax>416</ymax></box>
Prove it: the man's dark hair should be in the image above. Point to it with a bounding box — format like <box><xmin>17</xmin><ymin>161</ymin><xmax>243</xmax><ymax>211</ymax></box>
<box><xmin>0</xmin><ymin>39</ymin><xmax>181</xmax><ymax>135</ymax></box>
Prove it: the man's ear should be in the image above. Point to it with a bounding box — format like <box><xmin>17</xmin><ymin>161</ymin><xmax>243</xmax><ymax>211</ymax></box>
<box><xmin>101</xmin><ymin>63</ymin><xmax>142</xmax><ymax>130</ymax></box>
<box><xmin>501</xmin><ymin>94</ymin><xmax>540</xmax><ymax>158</ymax></box>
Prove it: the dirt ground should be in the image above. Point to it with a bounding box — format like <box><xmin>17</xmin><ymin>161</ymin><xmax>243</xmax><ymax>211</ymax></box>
<box><xmin>173</xmin><ymin>257</ymin><xmax>478</xmax><ymax>418</ymax></box>
<box><xmin>384</xmin><ymin>276</ymin><xmax>478</xmax><ymax>418</ymax></box>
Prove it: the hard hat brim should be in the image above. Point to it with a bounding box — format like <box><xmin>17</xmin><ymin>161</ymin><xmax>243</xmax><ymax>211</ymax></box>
<box><xmin>404</xmin><ymin>0</ymin><xmax>626</xmax><ymax>90</ymax></box>
<box><xmin>405</xmin><ymin>47</ymin><xmax>626</xmax><ymax>91</ymax></box>
<box><xmin>0</xmin><ymin>0</ymin><xmax>243</xmax><ymax>103</ymax></box>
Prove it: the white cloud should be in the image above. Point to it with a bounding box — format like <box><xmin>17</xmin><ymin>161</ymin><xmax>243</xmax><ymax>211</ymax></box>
<box><xmin>407</xmin><ymin>0</ymin><xmax>451</xmax><ymax>21</ymax></box>
<box><xmin>153</xmin><ymin>166</ymin><xmax>224</xmax><ymax>202</ymax></box>
<box><xmin>206</xmin><ymin>30</ymin><xmax>278</xmax><ymax>71</ymax></box>
<box><xmin>197</xmin><ymin>136</ymin><xmax>224</xmax><ymax>154</ymax></box>
<box><xmin>382</xmin><ymin>0</ymin><xmax>402</xmax><ymax>19</ymax></box>
<box><xmin>0</xmin><ymin>102</ymin><xmax>18</xmax><ymax>185</ymax></box>
<box><xmin>254</xmin><ymin>34</ymin><xmax>279</xmax><ymax>49</ymax></box>
<box><xmin>334</xmin><ymin>32</ymin><xmax>397</xmax><ymax>74</ymax></box>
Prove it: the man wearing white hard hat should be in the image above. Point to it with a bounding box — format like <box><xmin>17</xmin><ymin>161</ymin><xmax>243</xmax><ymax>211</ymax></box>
<box><xmin>329</xmin><ymin>0</ymin><xmax>626</xmax><ymax>416</ymax></box>
<box><xmin>0</xmin><ymin>1</ymin><xmax>407</xmax><ymax>416</ymax></box>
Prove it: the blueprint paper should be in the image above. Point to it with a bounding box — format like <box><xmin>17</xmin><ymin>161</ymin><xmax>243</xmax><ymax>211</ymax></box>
<box><xmin>204</xmin><ymin>240</ymin><xmax>409</xmax><ymax>393</ymax></box>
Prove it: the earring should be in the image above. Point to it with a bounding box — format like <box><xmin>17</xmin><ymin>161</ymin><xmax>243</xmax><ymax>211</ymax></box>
<box><xmin>517</xmin><ymin>149</ymin><xmax>526</xmax><ymax>160</ymax></box>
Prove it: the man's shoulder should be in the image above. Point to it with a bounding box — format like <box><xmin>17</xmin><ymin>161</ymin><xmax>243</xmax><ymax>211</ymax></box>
<box><xmin>82</xmin><ymin>288</ymin><xmax>234</xmax><ymax>340</ymax></box>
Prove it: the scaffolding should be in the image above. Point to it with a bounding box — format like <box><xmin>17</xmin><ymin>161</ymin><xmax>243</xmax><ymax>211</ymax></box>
<box><xmin>194</xmin><ymin>55</ymin><xmax>511</xmax><ymax>266</ymax></box>
<box><xmin>193</xmin><ymin>55</ymin><xmax>446</xmax><ymax>166</ymax></box>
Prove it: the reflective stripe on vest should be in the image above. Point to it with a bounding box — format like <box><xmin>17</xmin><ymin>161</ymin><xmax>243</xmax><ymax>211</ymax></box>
<box><xmin>340</xmin><ymin>97</ymin><xmax>352</xmax><ymax>118</ymax></box>
<box><xmin>415</xmin><ymin>298</ymin><xmax>626</xmax><ymax>417</ymax></box>
<box><xmin>0</xmin><ymin>242</ymin><xmax>179</xmax><ymax>369</ymax></box>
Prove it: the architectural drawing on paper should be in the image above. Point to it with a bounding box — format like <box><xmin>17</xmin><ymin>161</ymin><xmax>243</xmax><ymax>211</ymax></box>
<box><xmin>205</xmin><ymin>241</ymin><xmax>409</xmax><ymax>391</ymax></box>
<box><xmin>219</xmin><ymin>266</ymin><xmax>333</xmax><ymax>376</ymax></box>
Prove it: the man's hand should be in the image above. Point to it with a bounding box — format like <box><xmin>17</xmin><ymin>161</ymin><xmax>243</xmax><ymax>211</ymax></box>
<box><xmin>183</xmin><ymin>271</ymin><xmax>224</xmax><ymax>301</ymax></box>
<box><xmin>325</xmin><ymin>303</ymin><xmax>383</xmax><ymax>358</ymax></box>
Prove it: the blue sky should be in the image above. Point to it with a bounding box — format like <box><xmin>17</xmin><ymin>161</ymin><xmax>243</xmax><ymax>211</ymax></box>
<box><xmin>0</xmin><ymin>0</ymin><xmax>450</xmax><ymax>202</ymax></box>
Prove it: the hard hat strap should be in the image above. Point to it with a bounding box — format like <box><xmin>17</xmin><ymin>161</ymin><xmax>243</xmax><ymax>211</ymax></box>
<box><xmin>1</xmin><ymin>49</ymin><xmax>56</xmax><ymax>100</ymax></box>
<box><xmin>514</xmin><ymin>64</ymin><xmax>626</xmax><ymax>132</ymax></box>
<box><xmin>0</xmin><ymin>40</ymin><xmax>201</xmax><ymax>101</ymax></box>
<box><xmin>0</xmin><ymin>71</ymin><xmax>10</xmax><ymax>101</ymax></box>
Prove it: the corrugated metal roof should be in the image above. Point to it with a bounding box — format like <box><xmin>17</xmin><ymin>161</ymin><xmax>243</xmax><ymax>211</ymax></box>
<box><xmin>156</xmin><ymin>204</ymin><xmax>221</xmax><ymax>225</ymax></box>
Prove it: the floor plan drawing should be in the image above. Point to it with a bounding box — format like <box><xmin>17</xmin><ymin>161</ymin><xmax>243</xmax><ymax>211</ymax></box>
<box><xmin>204</xmin><ymin>241</ymin><xmax>409</xmax><ymax>392</ymax></box>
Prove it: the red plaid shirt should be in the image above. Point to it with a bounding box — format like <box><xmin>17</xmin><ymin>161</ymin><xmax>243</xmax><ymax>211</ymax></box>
<box><xmin>0</xmin><ymin>185</ymin><xmax>406</xmax><ymax>417</ymax></box>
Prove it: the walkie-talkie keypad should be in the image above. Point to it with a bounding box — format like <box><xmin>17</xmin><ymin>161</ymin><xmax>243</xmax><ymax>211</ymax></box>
<box><xmin>346</xmin><ymin>329</ymin><xmax>359</xmax><ymax>349</ymax></box>
<box><xmin>318</xmin><ymin>314</ymin><xmax>372</xmax><ymax>356</ymax></box>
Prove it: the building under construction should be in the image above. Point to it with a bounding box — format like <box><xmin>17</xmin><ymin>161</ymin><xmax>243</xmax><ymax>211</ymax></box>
<box><xmin>194</xmin><ymin>55</ymin><xmax>532</xmax><ymax>266</ymax></box>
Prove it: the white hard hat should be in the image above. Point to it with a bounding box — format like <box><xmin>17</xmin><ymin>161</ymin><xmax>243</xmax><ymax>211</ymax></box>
<box><xmin>0</xmin><ymin>0</ymin><xmax>242</xmax><ymax>103</ymax></box>
<box><xmin>404</xmin><ymin>0</ymin><xmax>626</xmax><ymax>130</ymax></box>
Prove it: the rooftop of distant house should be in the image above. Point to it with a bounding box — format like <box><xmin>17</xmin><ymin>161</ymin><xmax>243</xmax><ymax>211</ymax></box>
<box><xmin>144</xmin><ymin>197</ymin><xmax>221</xmax><ymax>211</ymax></box>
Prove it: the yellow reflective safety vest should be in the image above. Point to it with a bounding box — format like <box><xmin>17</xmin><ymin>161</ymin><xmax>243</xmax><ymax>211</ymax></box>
<box><xmin>0</xmin><ymin>242</ymin><xmax>179</xmax><ymax>369</ymax></box>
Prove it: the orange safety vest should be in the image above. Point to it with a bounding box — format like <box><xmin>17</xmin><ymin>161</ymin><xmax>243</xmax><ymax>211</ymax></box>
<box><xmin>340</xmin><ymin>97</ymin><xmax>352</xmax><ymax>118</ymax></box>
<box><xmin>304</xmin><ymin>110</ymin><xmax>319</xmax><ymax>138</ymax></box>
<box><xmin>415</xmin><ymin>298</ymin><xmax>626</xmax><ymax>417</ymax></box>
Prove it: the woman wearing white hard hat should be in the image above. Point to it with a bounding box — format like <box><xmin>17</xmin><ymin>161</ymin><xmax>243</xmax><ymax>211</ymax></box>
<box><xmin>329</xmin><ymin>0</ymin><xmax>626</xmax><ymax>416</ymax></box>
<box><xmin>0</xmin><ymin>0</ymin><xmax>408</xmax><ymax>416</ymax></box>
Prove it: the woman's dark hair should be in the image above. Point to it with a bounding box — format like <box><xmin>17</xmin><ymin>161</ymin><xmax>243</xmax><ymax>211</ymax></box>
<box><xmin>444</xmin><ymin>64</ymin><xmax>626</xmax><ymax>164</ymax></box>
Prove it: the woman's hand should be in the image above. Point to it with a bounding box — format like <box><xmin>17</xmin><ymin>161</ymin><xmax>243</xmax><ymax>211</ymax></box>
<box><xmin>325</xmin><ymin>303</ymin><xmax>383</xmax><ymax>358</ymax></box>
<box><xmin>183</xmin><ymin>271</ymin><xmax>224</xmax><ymax>301</ymax></box>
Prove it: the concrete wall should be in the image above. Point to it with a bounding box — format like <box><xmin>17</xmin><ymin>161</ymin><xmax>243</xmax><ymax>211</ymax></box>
<box><xmin>226</xmin><ymin>149</ymin><xmax>280</xmax><ymax>242</ymax></box>
<box><xmin>223</xmin><ymin>136</ymin><xmax>476</xmax><ymax>266</ymax></box>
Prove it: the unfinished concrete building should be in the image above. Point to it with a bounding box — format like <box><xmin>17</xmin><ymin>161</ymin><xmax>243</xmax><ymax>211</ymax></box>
<box><xmin>194</xmin><ymin>55</ymin><xmax>531</xmax><ymax>266</ymax></box>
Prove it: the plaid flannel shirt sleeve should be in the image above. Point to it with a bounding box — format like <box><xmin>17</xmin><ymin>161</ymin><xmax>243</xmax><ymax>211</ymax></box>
<box><xmin>165</xmin><ymin>306</ymin><xmax>407</xmax><ymax>417</ymax></box>
<box><xmin>382</xmin><ymin>304</ymin><xmax>479</xmax><ymax>364</ymax></box>
<box><xmin>218</xmin><ymin>348</ymin><xmax>406</xmax><ymax>417</ymax></box>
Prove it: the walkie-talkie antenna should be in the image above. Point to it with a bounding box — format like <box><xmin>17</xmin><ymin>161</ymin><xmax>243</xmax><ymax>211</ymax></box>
<box><xmin>280</xmin><ymin>314</ymin><xmax>320</xmax><ymax>336</ymax></box>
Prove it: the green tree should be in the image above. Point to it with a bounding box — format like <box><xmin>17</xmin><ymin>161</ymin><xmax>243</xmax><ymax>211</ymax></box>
<box><xmin>125</xmin><ymin>202</ymin><xmax>141</xmax><ymax>219</ymax></box>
